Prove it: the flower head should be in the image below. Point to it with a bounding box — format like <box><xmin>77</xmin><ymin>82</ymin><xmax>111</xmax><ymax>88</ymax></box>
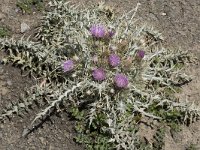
<box><xmin>114</xmin><ymin>74</ymin><xmax>129</xmax><ymax>88</ymax></box>
<box><xmin>137</xmin><ymin>50</ymin><xmax>145</xmax><ymax>59</ymax></box>
<box><xmin>92</xmin><ymin>68</ymin><xmax>106</xmax><ymax>81</ymax></box>
<box><xmin>63</xmin><ymin>60</ymin><xmax>74</xmax><ymax>72</ymax></box>
<box><xmin>90</xmin><ymin>24</ymin><xmax>106</xmax><ymax>38</ymax></box>
<box><xmin>109</xmin><ymin>54</ymin><xmax>121</xmax><ymax>67</ymax></box>
<box><xmin>123</xmin><ymin>56</ymin><xmax>133</xmax><ymax>70</ymax></box>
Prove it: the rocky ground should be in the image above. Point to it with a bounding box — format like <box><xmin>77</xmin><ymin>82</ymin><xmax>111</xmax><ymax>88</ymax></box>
<box><xmin>0</xmin><ymin>0</ymin><xmax>200</xmax><ymax>149</ymax></box>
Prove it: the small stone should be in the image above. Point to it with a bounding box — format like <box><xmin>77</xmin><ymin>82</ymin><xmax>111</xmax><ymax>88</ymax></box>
<box><xmin>0</xmin><ymin>131</ymin><xmax>2</xmax><ymax>139</ymax></box>
<box><xmin>0</xmin><ymin>124</ymin><xmax>4</xmax><ymax>128</ymax></box>
<box><xmin>0</xmin><ymin>66</ymin><xmax>3</xmax><ymax>74</ymax></box>
<box><xmin>161</xmin><ymin>12</ymin><xmax>167</xmax><ymax>16</ymax></box>
<box><xmin>15</xmin><ymin>8</ymin><xmax>20</xmax><ymax>13</ymax></box>
<box><xmin>0</xmin><ymin>12</ymin><xmax>5</xmax><ymax>20</ymax></box>
<box><xmin>39</xmin><ymin>137</ymin><xmax>46</xmax><ymax>145</ymax></box>
<box><xmin>7</xmin><ymin>80</ymin><xmax>12</xmax><ymax>86</ymax></box>
<box><xmin>20</xmin><ymin>22</ymin><xmax>30</xmax><ymax>33</ymax></box>
<box><xmin>1</xmin><ymin>88</ymin><xmax>9</xmax><ymax>95</ymax></box>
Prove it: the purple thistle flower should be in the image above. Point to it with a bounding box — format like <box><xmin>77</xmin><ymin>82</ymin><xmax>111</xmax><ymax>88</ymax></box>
<box><xmin>63</xmin><ymin>60</ymin><xmax>74</xmax><ymax>72</ymax></box>
<box><xmin>92</xmin><ymin>68</ymin><xmax>106</xmax><ymax>81</ymax></box>
<box><xmin>114</xmin><ymin>74</ymin><xmax>129</xmax><ymax>88</ymax></box>
<box><xmin>137</xmin><ymin>50</ymin><xmax>145</xmax><ymax>59</ymax></box>
<box><xmin>109</xmin><ymin>54</ymin><xmax>121</xmax><ymax>67</ymax></box>
<box><xmin>90</xmin><ymin>24</ymin><xmax>106</xmax><ymax>38</ymax></box>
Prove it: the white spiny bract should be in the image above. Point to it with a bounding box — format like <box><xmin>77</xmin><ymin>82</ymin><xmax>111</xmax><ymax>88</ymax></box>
<box><xmin>0</xmin><ymin>1</ymin><xmax>199</xmax><ymax>149</ymax></box>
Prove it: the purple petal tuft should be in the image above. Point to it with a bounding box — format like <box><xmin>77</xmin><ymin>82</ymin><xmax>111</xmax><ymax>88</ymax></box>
<box><xmin>63</xmin><ymin>60</ymin><xmax>74</xmax><ymax>72</ymax></box>
<box><xmin>137</xmin><ymin>50</ymin><xmax>145</xmax><ymax>59</ymax></box>
<box><xmin>90</xmin><ymin>24</ymin><xmax>106</xmax><ymax>38</ymax></box>
<box><xmin>114</xmin><ymin>74</ymin><xmax>129</xmax><ymax>88</ymax></box>
<box><xmin>92</xmin><ymin>68</ymin><xmax>106</xmax><ymax>81</ymax></box>
<box><xmin>109</xmin><ymin>54</ymin><xmax>121</xmax><ymax>67</ymax></box>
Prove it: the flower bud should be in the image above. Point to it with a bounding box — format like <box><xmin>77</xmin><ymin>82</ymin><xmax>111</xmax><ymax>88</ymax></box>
<box><xmin>123</xmin><ymin>56</ymin><xmax>133</xmax><ymax>70</ymax></box>
<box><xmin>63</xmin><ymin>60</ymin><xmax>74</xmax><ymax>72</ymax></box>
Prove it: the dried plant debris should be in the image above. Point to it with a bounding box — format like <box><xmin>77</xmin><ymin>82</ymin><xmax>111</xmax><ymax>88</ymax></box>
<box><xmin>16</xmin><ymin>0</ymin><xmax>44</xmax><ymax>13</ymax></box>
<box><xmin>0</xmin><ymin>26</ymin><xmax>10</xmax><ymax>38</ymax></box>
<box><xmin>0</xmin><ymin>1</ymin><xmax>199</xmax><ymax>149</ymax></box>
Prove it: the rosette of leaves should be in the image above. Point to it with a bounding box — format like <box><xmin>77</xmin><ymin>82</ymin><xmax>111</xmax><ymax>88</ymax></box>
<box><xmin>0</xmin><ymin>1</ymin><xmax>199</xmax><ymax>149</ymax></box>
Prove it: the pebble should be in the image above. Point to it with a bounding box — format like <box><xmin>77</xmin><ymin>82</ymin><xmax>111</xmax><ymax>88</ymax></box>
<box><xmin>0</xmin><ymin>66</ymin><xmax>3</xmax><ymax>74</ymax></box>
<box><xmin>0</xmin><ymin>127</ymin><xmax>3</xmax><ymax>139</ymax></box>
<box><xmin>7</xmin><ymin>80</ymin><xmax>12</xmax><ymax>86</ymax></box>
<box><xmin>15</xmin><ymin>8</ymin><xmax>20</xmax><ymax>13</ymax></box>
<box><xmin>0</xmin><ymin>12</ymin><xmax>5</xmax><ymax>20</ymax></box>
<box><xmin>0</xmin><ymin>131</ymin><xmax>2</xmax><ymax>139</ymax></box>
<box><xmin>161</xmin><ymin>12</ymin><xmax>167</xmax><ymax>16</ymax></box>
<box><xmin>20</xmin><ymin>22</ymin><xmax>30</xmax><ymax>33</ymax></box>
<box><xmin>39</xmin><ymin>137</ymin><xmax>46</xmax><ymax>145</ymax></box>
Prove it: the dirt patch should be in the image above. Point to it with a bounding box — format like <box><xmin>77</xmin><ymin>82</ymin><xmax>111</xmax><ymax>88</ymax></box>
<box><xmin>0</xmin><ymin>52</ymin><xmax>83</xmax><ymax>149</ymax></box>
<box><xmin>0</xmin><ymin>0</ymin><xmax>83</xmax><ymax>150</ymax></box>
<box><xmin>0</xmin><ymin>50</ymin><xmax>83</xmax><ymax>150</ymax></box>
<box><xmin>0</xmin><ymin>0</ymin><xmax>200</xmax><ymax>149</ymax></box>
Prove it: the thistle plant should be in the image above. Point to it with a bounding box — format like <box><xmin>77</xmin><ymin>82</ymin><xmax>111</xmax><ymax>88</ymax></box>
<box><xmin>0</xmin><ymin>1</ymin><xmax>199</xmax><ymax>149</ymax></box>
